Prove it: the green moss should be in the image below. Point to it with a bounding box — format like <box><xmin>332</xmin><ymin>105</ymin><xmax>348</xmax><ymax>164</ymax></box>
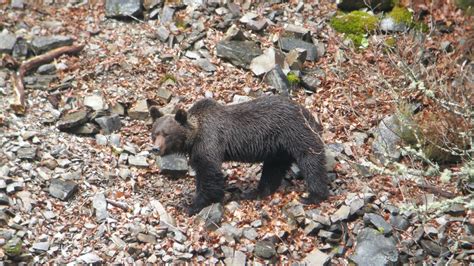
<box><xmin>396</xmin><ymin>103</ymin><xmax>419</xmax><ymax>145</ymax></box>
<box><xmin>388</xmin><ymin>6</ymin><xmax>413</xmax><ymax>24</ymax></box>
<box><xmin>287</xmin><ymin>72</ymin><xmax>300</xmax><ymax>86</ymax></box>
<box><xmin>160</xmin><ymin>73</ymin><xmax>177</xmax><ymax>84</ymax></box>
<box><xmin>384</xmin><ymin>36</ymin><xmax>397</xmax><ymax>48</ymax></box>
<box><xmin>5</xmin><ymin>237</ymin><xmax>23</xmax><ymax>257</ymax></box>
<box><xmin>175</xmin><ymin>19</ymin><xmax>188</xmax><ymax>30</ymax></box>
<box><xmin>414</xmin><ymin>22</ymin><xmax>429</xmax><ymax>33</ymax></box>
<box><xmin>455</xmin><ymin>0</ymin><xmax>474</xmax><ymax>10</ymax></box>
<box><xmin>330</xmin><ymin>11</ymin><xmax>379</xmax><ymax>35</ymax></box>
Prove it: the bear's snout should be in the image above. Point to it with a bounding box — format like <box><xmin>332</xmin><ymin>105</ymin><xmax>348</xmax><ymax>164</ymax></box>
<box><xmin>153</xmin><ymin>135</ymin><xmax>166</xmax><ymax>155</ymax></box>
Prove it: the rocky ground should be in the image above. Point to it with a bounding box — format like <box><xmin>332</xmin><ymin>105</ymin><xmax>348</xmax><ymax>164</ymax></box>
<box><xmin>0</xmin><ymin>0</ymin><xmax>473</xmax><ymax>264</ymax></box>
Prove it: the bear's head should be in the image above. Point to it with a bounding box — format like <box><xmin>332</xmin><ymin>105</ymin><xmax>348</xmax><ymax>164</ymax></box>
<box><xmin>148</xmin><ymin>105</ymin><xmax>190</xmax><ymax>156</ymax></box>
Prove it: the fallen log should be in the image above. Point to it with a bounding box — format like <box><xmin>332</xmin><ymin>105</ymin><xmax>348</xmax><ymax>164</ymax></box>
<box><xmin>10</xmin><ymin>44</ymin><xmax>85</xmax><ymax>115</ymax></box>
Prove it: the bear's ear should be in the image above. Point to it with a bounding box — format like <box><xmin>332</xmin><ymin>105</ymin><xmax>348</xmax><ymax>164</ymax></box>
<box><xmin>149</xmin><ymin>106</ymin><xmax>163</xmax><ymax>121</ymax></box>
<box><xmin>175</xmin><ymin>109</ymin><xmax>188</xmax><ymax>125</ymax></box>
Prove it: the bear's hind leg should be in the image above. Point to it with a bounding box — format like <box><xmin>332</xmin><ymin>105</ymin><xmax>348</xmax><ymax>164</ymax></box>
<box><xmin>295</xmin><ymin>151</ymin><xmax>329</xmax><ymax>204</ymax></box>
<box><xmin>242</xmin><ymin>155</ymin><xmax>292</xmax><ymax>200</ymax></box>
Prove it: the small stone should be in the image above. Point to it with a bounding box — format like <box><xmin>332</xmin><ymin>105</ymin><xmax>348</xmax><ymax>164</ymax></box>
<box><xmin>93</xmin><ymin>193</ymin><xmax>108</xmax><ymax>222</ymax></box>
<box><xmin>279</xmin><ymin>37</ymin><xmax>318</xmax><ymax>61</ymax></box>
<box><xmin>440</xmin><ymin>41</ymin><xmax>453</xmax><ymax>53</ymax></box>
<box><xmin>285</xmin><ymin>48</ymin><xmax>307</xmax><ymax>71</ymax></box>
<box><xmin>251</xmin><ymin>219</ymin><xmax>262</xmax><ymax>228</ymax></box>
<box><xmin>243</xmin><ymin>227</ymin><xmax>258</xmax><ymax>240</ymax></box>
<box><xmin>250</xmin><ymin>47</ymin><xmax>285</xmax><ymax>76</ymax></box>
<box><xmin>49</xmin><ymin>179</ymin><xmax>78</xmax><ymax>201</ymax></box>
<box><xmin>16</xmin><ymin>147</ymin><xmax>37</xmax><ymax>160</ymax></box>
<box><xmin>363</xmin><ymin>213</ymin><xmax>393</xmax><ymax>235</ymax></box>
<box><xmin>109</xmin><ymin>134</ymin><xmax>121</xmax><ymax>147</ymax></box>
<box><xmin>78</xmin><ymin>252</ymin><xmax>102</xmax><ymax>264</ymax></box>
<box><xmin>161</xmin><ymin>6</ymin><xmax>175</xmax><ymax>24</ymax></box>
<box><xmin>105</xmin><ymin>0</ymin><xmax>143</xmax><ymax>18</ymax></box>
<box><xmin>84</xmin><ymin>93</ymin><xmax>107</xmax><ymax>111</ymax></box>
<box><xmin>119</xmin><ymin>167</ymin><xmax>131</xmax><ymax>179</ymax></box>
<box><xmin>254</xmin><ymin>240</ymin><xmax>276</xmax><ymax>259</ymax></box>
<box><xmin>128</xmin><ymin>100</ymin><xmax>149</xmax><ymax>120</ymax></box>
<box><xmin>157</xmin><ymin>154</ymin><xmax>188</xmax><ymax>178</ymax></box>
<box><xmin>128</xmin><ymin>155</ymin><xmax>149</xmax><ymax>167</ymax></box>
<box><xmin>224</xmin><ymin>250</ymin><xmax>247</xmax><ymax>265</ymax></box>
<box><xmin>284</xmin><ymin>201</ymin><xmax>306</xmax><ymax>225</ymax></box>
<box><xmin>156</xmin><ymin>26</ymin><xmax>170</xmax><ymax>42</ymax></box>
<box><xmin>223</xmin><ymin>25</ymin><xmax>246</xmax><ymax>41</ymax></box>
<box><xmin>423</xmin><ymin>225</ymin><xmax>438</xmax><ymax>237</ymax></box>
<box><xmin>380</xmin><ymin>17</ymin><xmax>408</xmax><ymax>32</ymax></box>
<box><xmin>283</xmin><ymin>24</ymin><xmax>311</xmax><ymax>42</ymax></box>
<box><xmin>73</xmin><ymin>123</ymin><xmax>100</xmax><ymax>135</ymax></box>
<box><xmin>95</xmin><ymin>134</ymin><xmax>108</xmax><ymax>146</ymax></box>
<box><xmin>216</xmin><ymin>40</ymin><xmax>262</xmax><ymax>69</ymax></box>
<box><xmin>217</xmin><ymin>223</ymin><xmax>243</xmax><ymax>241</ymax></box>
<box><xmin>57</xmin><ymin>109</ymin><xmax>89</xmax><ymax>131</ymax></box>
<box><xmin>37</xmin><ymin>64</ymin><xmax>56</xmax><ymax>74</ymax></box>
<box><xmin>111</xmin><ymin>102</ymin><xmax>125</xmax><ymax>116</ymax></box>
<box><xmin>349</xmin><ymin>198</ymin><xmax>365</xmax><ymax>216</ymax></box>
<box><xmin>246</xmin><ymin>19</ymin><xmax>267</xmax><ymax>31</ymax></box>
<box><xmin>0</xmin><ymin>193</ymin><xmax>10</xmax><ymax>205</ymax></box>
<box><xmin>420</xmin><ymin>240</ymin><xmax>448</xmax><ymax>257</ymax></box>
<box><xmin>194</xmin><ymin>58</ymin><xmax>217</xmax><ymax>72</ymax></box>
<box><xmin>137</xmin><ymin>233</ymin><xmax>157</xmax><ymax>244</ymax></box>
<box><xmin>196</xmin><ymin>203</ymin><xmax>224</xmax><ymax>231</ymax></box>
<box><xmin>445</xmin><ymin>204</ymin><xmax>465</xmax><ymax>216</ymax></box>
<box><xmin>331</xmin><ymin>205</ymin><xmax>351</xmax><ymax>223</ymax></box>
<box><xmin>5</xmin><ymin>237</ymin><xmax>23</xmax><ymax>257</ymax></box>
<box><xmin>0</xmin><ymin>33</ymin><xmax>17</xmax><ymax>54</ymax></box>
<box><xmin>95</xmin><ymin>115</ymin><xmax>122</xmax><ymax>134</ymax></box>
<box><xmin>390</xmin><ymin>214</ymin><xmax>410</xmax><ymax>230</ymax></box>
<box><xmin>302</xmin><ymin>249</ymin><xmax>330</xmax><ymax>266</ymax></box>
<box><xmin>264</xmin><ymin>65</ymin><xmax>290</xmax><ymax>95</ymax></box>
<box><xmin>32</xmin><ymin>242</ymin><xmax>49</xmax><ymax>252</ymax></box>
<box><xmin>304</xmin><ymin>221</ymin><xmax>323</xmax><ymax>236</ymax></box>
<box><xmin>31</xmin><ymin>35</ymin><xmax>73</xmax><ymax>54</ymax></box>
<box><xmin>157</xmin><ymin>87</ymin><xmax>172</xmax><ymax>102</ymax></box>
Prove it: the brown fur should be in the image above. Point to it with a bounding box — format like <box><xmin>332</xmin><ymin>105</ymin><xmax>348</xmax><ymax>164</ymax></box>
<box><xmin>149</xmin><ymin>95</ymin><xmax>328</xmax><ymax>215</ymax></box>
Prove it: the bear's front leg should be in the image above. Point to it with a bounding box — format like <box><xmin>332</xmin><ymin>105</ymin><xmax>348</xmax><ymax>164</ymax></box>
<box><xmin>188</xmin><ymin>157</ymin><xmax>225</xmax><ymax>216</ymax></box>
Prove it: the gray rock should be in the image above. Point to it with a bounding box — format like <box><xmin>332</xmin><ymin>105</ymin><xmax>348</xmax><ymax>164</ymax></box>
<box><xmin>128</xmin><ymin>155</ymin><xmax>149</xmax><ymax>167</ymax></box>
<box><xmin>331</xmin><ymin>205</ymin><xmax>351</xmax><ymax>223</ymax></box>
<box><xmin>137</xmin><ymin>233</ymin><xmax>157</xmax><ymax>244</ymax></box>
<box><xmin>251</xmin><ymin>219</ymin><xmax>262</xmax><ymax>228</ymax></box>
<box><xmin>304</xmin><ymin>221</ymin><xmax>323</xmax><ymax>236</ymax></box>
<box><xmin>217</xmin><ymin>223</ymin><xmax>243</xmax><ymax>241</ymax></box>
<box><xmin>6</xmin><ymin>182</ymin><xmax>23</xmax><ymax>194</ymax></box>
<box><xmin>301</xmin><ymin>68</ymin><xmax>325</xmax><ymax>92</ymax></box>
<box><xmin>156</xmin><ymin>26</ymin><xmax>170</xmax><ymax>42</ymax></box>
<box><xmin>32</xmin><ymin>242</ymin><xmax>49</xmax><ymax>252</ymax></box>
<box><xmin>0</xmin><ymin>33</ymin><xmax>17</xmax><ymax>54</ymax></box>
<box><xmin>95</xmin><ymin>115</ymin><xmax>122</xmax><ymax>134</ymax></box>
<box><xmin>224</xmin><ymin>250</ymin><xmax>247</xmax><ymax>266</ymax></box>
<box><xmin>157</xmin><ymin>154</ymin><xmax>188</xmax><ymax>178</ymax></box>
<box><xmin>285</xmin><ymin>48</ymin><xmax>307</xmax><ymax>71</ymax></box>
<box><xmin>246</xmin><ymin>19</ymin><xmax>267</xmax><ymax>31</ymax></box>
<box><xmin>420</xmin><ymin>240</ymin><xmax>448</xmax><ymax>257</ymax></box>
<box><xmin>349</xmin><ymin>198</ymin><xmax>365</xmax><ymax>216</ymax></box>
<box><xmin>119</xmin><ymin>167</ymin><xmax>131</xmax><ymax>179</ymax></box>
<box><xmin>254</xmin><ymin>240</ymin><xmax>276</xmax><ymax>259</ymax></box>
<box><xmin>243</xmin><ymin>227</ymin><xmax>258</xmax><ymax>240</ymax></box>
<box><xmin>110</xmin><ymin>102</ymin><xmax>125</xmax><ymax>116</ymax></box>
<box><xmin>11</xmin><ymin>0</ymin><xmax>24</xmax><ymax>9</ymax></box>
<box><xmin>302</xmin><ymin>249</ymin><xmax>330</xmax><ymax>266</ymax></box>
<box><xmin>380</xmin><ymin>17</ymin><xmax>408</xmax><ymax>32</ymax></box>
<box><xmin>93</xmin><ymin>193</ymin><xmax>108</xmax><ymax>222</ymax></box>
<box><xmin>105</xmin><ymin>0</ymin><xmax>143</xmax><ymax>18</ymax></box>
<box><xmin>309</xmin><ymin>213</ymin><xmax>331</xmax><ymax>226</ymax></box>
<box><xmin>0</xmin><ymin>193</ymin><xmax>10</xmax><ymax>205</ymax></box>
<box><xmin>84</xmin><ymin>94</ymin><xmax>107</xmax><ymax>111</ymax></box>
<box><xmin>49</xmin><ymin>179</ymin><xmax>78</xmax><ymax>201</ymax></box>
<box><xmin>350</xmin><ymin>228</ymin><xmax>399</xmax><ymax>265</ymax></box>
<box><xmin>31</xmin><ymin>36</ymin><xmax>73</xmax><ymax>54</ymax></box>
<box><xmin>17</xmin><ymin>147</ymin><xmax>37</xmax><ymax>160</ymax></box>
<box><xmin>390</xmin><ymin>214</ymin><xmax>410</xmax><ymax>230</ymax></box>
<box><xmin>57</xmin><ymin>109</ymin><xmax>89</xmax><ymax>131</ymax></box>
<box><xmin>37</xmin><ymin>64</ymin><xmax>56</xmax><ymax>74</ymax></box>
<box><xmin>194</xmin><ymin>58</ymin><xmax>217</xmax><ymax>72</ymax></box>
<box><xmin>440</xmin><ymin>41</ymin><xmax>453</xmax><ymax>53</ymax></box>
<box><xmin>264</xmin><ymin>65</ymin><xmax>290</xmax><ymax>95</ymax></box>
<box><xmin>363</xmin><ymin>213</ymin><xmax>393</xmax><ymax>235</ymax></box>
<box><xmin>283</xmin><ymin>24</ymin><xmax>312</xmax><ymax>42</ymax></box>
<box><xmin>78</xmin><ymin>252</ymin><xmax>102</xmax><ymax>264</ymax></box>
<box><xmin>196</xmin><ymin>203</ymin><xmax>224</xmax><ymax>231</ymax></box>
<box><xmin>250</xmin><ymin>47</ymin><xmax>285</xmax><ymax>76</ymax></box>
<box><xmin>150</xmin><ymin>199</ymin><xmax>176</xmax><ymax>227</ymax></box>
<box><xmin>128</xmin><ymin>100</ymin><xmax>149</xmax><ymax>120</ymax></box>
<box><xmin>279</xmin><ymin>37</ymin><xmax>318</xmax><ymax>61</ymax></box>
<box><xmin>284</xmin><ymin>201</ymin><xmax>306</xmax><ymax>225</ymax></box>
<box><xmin>231</xmin><ymin>95</ymin><xmax>252</xmax><ymax>104</ymax></box>
<box><xmin>95</xmin><ymin>134</ymin><xmax>108</xmax><ymax>145</ymax></box>
<box><xmin>109</xmin><ymin>133</ymin><xmax>121</xmax><ymax>147</ymax></box>
<box><xmin>223</xmin><ymin>25</ymin><xmax>246</xmax><ymax>41</ymax></box>
<box><xmin>157</xmin><ymin>88</ymin><xmax>172</xmax><ymax>102</ymax></box>
<box><xmin>161</xmin><ymin>6</ymin><xmax>175</xmax><ymax>24</ymax></box>
<box><xmin>216</xmin><ymin>41</ymin><xmax>262</xmax><ymax>69</ymax></box>
<box><xmin>372</xmin><ymin>115</ymin><xmax>401</xmax><ymax>163</ymax></box>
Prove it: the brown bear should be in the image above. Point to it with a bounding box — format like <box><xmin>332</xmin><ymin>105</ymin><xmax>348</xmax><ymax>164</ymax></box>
<box><xmin>148</xmin><ymin>95</ymin><xmax>328</xmax><ymax>216</ymax></box>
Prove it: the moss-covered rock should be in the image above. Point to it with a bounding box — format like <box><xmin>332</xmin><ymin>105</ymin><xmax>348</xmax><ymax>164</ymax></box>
<box><xmin>5</xmin><ymin>237</ymin><xmax>23</xmax><ymax>257</ymax></box>
<box><xmin>330</xmin><ymin>11</ymin><xmax>379</xmax><ymax>47</ymax></box>
<box><xmin>388</xmin><ymin>6</ymin><xmax>413</xmax><ymax>24</ymax></box>
<box><xmin>331</xmin><ymin>11</ymin><xmax>379</xmax><ymax>35</ymax></box>
<box><xmin>287</xmin><ymin>72</ymin><xmax>300</xmax><ymax>86</ymax></box>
